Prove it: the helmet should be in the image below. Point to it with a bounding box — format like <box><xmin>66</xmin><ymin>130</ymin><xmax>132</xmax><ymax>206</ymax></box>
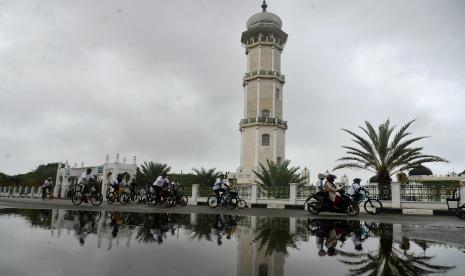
<box><xmin>353</xmin><ymin>178</ymin><xmax>361</xmax><ymax>184</ymax></box>
<box><xmin>219</xmin><ymin>174</ymin><xmax>225</xmax><ymax>179</ymax></box>
<box><xmin>162</xmin><ymin>173</ymin><xmax>167</xmax><ymax>178</ymax></box>
<box><xmin>326</xmin><ymin>174</ymin><xmax>336</xmax><ymax>182</ymax></box>
<box><xmin>86</xmin><ymin>168</ymin><xmax>92</xmax><ymax>173</ymax></box>
<box><xmin>317</xmin><ymin>173</ymin><xmax>326</xmax><ymax>179</ymax></box>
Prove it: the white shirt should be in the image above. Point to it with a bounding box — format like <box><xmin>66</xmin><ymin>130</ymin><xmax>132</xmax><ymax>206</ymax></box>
<box><xmin>213</xmin><ymin>178</ymin><xmax>225</xmax><ymax>190</ymax></box>
<box><xmin>316</xmin><ymin>179</ymin><xmax>325</xmax><ymax>192</ymax></box>
<box><xmin>153</xmin><ymin>176</ymin><xmax>169</xmax><ymax>187</ymax></box>
<box><xmin>112</xmin><ymin>179</ymin><xmax>126</xmax><ymax>187</ymax></box>
<box><xmin>348</xmin><ymin>183</ymin><xmax>361</xmax><ymax>195</ymax></box>
<box><xmin>78</xmin><ymin>172</ymin><xmax>94</xmax><ymax>184</ymax></box>
<box><xmin>43</xmin><ymin>180</ymin><xmax>52</xmax><ymax>187</ymax></box>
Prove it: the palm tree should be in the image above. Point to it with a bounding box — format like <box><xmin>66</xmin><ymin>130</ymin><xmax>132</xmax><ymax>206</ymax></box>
<box><xmin>334</xmin><ymin>119</ymin><xmax>447</xmax><ymax>199</ymax></box>
<box><xmin>192</xmin><ymin>167</ymin><xmax>220</xmax><ymax>190</ymax></box>
<box><xmin>136</xmin><ymin>161</ymin><xmax>171</xmax><ymax>187</ymax></box>
<box><xmin>338</xmin><ymin>224</ymin><xmax>455</xmax><ymax>275</ymax></box>
<box><xmin>253</xmin><ymin>159</ymin><xmax>307</xmax><ymax>198</ymax></box>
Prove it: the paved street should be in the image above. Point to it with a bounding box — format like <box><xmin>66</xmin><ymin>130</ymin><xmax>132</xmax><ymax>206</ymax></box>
<box><xmin>1</xmin><ymin>197</ymin><xmax>465</xmax><ymax>227</ymax></box>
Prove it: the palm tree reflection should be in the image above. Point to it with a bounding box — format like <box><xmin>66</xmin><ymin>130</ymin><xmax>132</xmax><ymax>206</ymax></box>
<box><xmin>338</xmin><ymin>223</ymin><xmax>455</xmax><ymax>275</ymax></box>
<box><xmin>253</xmin><ymin>217</ymin><xmax>299</xmax><ymax>256</ymax></box>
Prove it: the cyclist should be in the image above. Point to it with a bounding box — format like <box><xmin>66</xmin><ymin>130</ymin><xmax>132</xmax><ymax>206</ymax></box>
<box><xmin>212</xmin><ymin>174</ymin><xmax>228</xmax><ymax>203</ymax></box>
<box><xmin>111</xmin><ymin>174</ymin><xmax>126</xmax><ymax>196</ymax></box>
<box><xmin>77</xmin><ymin>168</ymin><xmax>95</xmax><ymax>197</ymax></box>
<box><xmin>129</xmin><ymin>179</ymin><xmax>137</xmax><ymax>200</ymax></box>
<box><xmin>42</xmin><ymin>177</ymin><xmax>53</xmax><ymax>198</ymax></box>
<box><xmin>348</xmin><ymin>178</ymin><xmax>365</xmax><ymax>203</ymax></box>
<box><xmin>152</xmin><ymin>173</ymin><xmax>169</xmax><ymax>202</ymax></box>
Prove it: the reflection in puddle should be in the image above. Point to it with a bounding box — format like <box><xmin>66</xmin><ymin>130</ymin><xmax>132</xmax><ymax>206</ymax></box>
<box><xmin>0</xmin><ymin>209</ymin><xmax>463</xmax><ymax>276</ymax></box>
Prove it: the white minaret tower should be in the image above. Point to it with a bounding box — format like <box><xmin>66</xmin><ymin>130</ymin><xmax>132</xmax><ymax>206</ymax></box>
<box><xmin>240</xmin><ymin>0</ymin><xmax>288</xmax><ymax>173</ymax></box>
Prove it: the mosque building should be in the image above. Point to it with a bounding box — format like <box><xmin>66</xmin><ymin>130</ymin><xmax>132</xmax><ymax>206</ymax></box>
<box><xmin>53</xmin><ymin>154</ymin><xmax>137</xmax><ymax>198</ymax></box>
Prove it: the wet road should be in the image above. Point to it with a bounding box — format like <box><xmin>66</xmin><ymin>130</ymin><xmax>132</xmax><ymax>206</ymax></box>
<box><xmin>1</xmin><ymin>197</ymin><xmax>464</xmax><ymax>227</ymax></box>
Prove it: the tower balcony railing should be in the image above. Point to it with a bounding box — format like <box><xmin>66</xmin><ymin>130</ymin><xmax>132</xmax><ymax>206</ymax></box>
<box><xmin>244</xmin><ymin>70</ymin><xmax>285</xmax><ymax>82</ymax></box>
<box><xmin>239</xmin><ymin>117</ymin><xmax>288</xmax><ymax>129</ymax></box>
<box><xmin>245</xmin><ymin>36</ymin><xmax>284</xmax><ymax>47</ymax></box>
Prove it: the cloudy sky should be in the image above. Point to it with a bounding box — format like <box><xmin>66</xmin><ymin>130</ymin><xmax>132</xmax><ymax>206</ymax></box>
<box><xmin>1</xmin><ymin>0</ymin><xmax>464</xmax><ymax>181</ymax></box>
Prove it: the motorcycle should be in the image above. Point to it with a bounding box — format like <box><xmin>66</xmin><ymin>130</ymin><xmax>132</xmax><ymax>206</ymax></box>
<box><xmin>304</xmin><ymin>190</ymin><xmax>360</xmax><ymax>216</ymax></box>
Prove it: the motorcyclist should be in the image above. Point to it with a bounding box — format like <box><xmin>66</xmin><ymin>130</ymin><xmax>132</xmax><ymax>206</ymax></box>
<box><xmin>324</xmin><ymin>174</ymin><xmax>341</xmax><ymax>209</ymax></box>
<box><xmin>316</xmin><ymin>173</ymin><xmax>326</xmax><ymax>193</ymax></box>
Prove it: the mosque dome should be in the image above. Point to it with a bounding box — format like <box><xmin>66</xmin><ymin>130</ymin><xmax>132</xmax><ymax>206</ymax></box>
<box><xmin>247</xmin><ymin>11</ymin><xmax>282</xmax><ymax>29</ymax></box>
<box><xmin>246</xmin><ymin>1</ymin><xmax>282</xmax><ymax>29</ymax></box>
<box><xmin>408</xmin><ymin>165</ymin><xmax>433</xmax><ymax>176</ymax></box>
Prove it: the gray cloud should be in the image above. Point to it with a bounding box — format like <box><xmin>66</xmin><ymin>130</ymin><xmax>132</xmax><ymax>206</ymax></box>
<box><xmin>0</xmin><ymin>0</ymin><xmax>464</xmax><ymax>182</ymax></box>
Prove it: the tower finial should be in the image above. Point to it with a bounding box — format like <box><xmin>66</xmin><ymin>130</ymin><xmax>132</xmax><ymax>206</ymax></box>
<box><xmin>261</xmin><ymin>0</ymin><xmax>267</xmax><ymax>12</ymax></box>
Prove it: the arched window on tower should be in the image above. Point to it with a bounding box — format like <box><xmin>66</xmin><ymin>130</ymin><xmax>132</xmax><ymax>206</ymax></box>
<box><xmin>276</xmin><ymin>88</ymin><xmax>280</xmax><ymax>100</ymax></box>
<box><xmin>262</xmin><ymin>134</ymin><xmax>270</xmax><ymax>146</ymax></box>
<box><xmin>261</xmin><ymin>109</ymin><xmax>270</xmax><ymax>118</ymax></box>
<box><xmin>277</xmin><ymin>157</ymin><xmax>282</xmax><ymax>164</ymax></box>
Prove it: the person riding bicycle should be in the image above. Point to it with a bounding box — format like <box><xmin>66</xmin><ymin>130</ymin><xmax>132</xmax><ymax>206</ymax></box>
<box><xmin>152</xmin><ymin>173</ymin><xmax>169</xmax><ymax>202</ymax></box>
<box><xmin>212</xmin><ymin>174</ymin><xmax>228</xmax><ymax>202</ymax></box>
<box><xmin>77</xmin><ymin>168</ymin><xmax>95</xmax><ymax>196</ymax></box>
<box><xmin>348</xmin><ymin>178</ymin><xmax>365</xmax><ymax>203</ymax></box>
<box><xmin>324</xmin><ymin>174</ymin><xmax>341</xmax><ymax>209</ymax></box>
<box><xmin>111</xmin><ymin>174</ymin><xmax>126</xmax><ymax>196</ymax></box>
<box><xmin>42</xmin><ymin>177</ymin><xmax>53</xmax><ymax>198</ymax></box>
<box><xmin>316</xmin><ymin>173</ymin><xmax>326</xmax><ymax>193</ymax></box>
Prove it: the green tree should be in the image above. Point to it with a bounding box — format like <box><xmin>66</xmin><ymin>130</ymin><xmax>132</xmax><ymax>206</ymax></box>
<box><xmin>135</xmin><ymin>161</ymin><xmax>171</xmax><ymax>187</ymax></box>
<box><xmin>192</xmin><ymin>167</ymin><xmax>220</xmax><ymax>188</ymax></box>
<box><xmin>334</xmin><ymin>120</ymin><xmax>447</xmax><ymax>199</ymax></box>
<box><xmin>253</xmin><ymin>159</ymin><xmax>307</xmax><ymax>198</ymax></box>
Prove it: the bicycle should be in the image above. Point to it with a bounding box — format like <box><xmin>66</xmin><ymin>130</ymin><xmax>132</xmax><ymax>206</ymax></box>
<box><xmin>72</xmin><ymin>183</ymin><xmax>103</xmax><ymax>206</ymax></box>
<box><xmin>147</xmin><ymin>187</ymin><xmax>175</xmax><ymax>207</ymax></box>
<box><xmin>41</xmin><ymin>186</ymin><xmax>53</xmax><ymax>200</ymax></box>
<box><xmin>105</xmin><ymin>185</ymin><xmax>130</xmax><ymax>205</ymax></box>
<box><xmin>223</xmin><ymin>189</ymin><xmax>247</xmax><ymax>209</ymax></box>
<box><xmin>351</xmin><ymin>189</ymin><xmax>383</xmax><ymax>215</ymax></box>
<box><xmin>168</xmin><ymin>188</ymin><xmax>188</xmax><ymax>207</ymax></box>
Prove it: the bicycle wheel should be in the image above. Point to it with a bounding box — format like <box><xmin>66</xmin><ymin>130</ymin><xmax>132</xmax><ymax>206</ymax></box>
<box><xmin>364</xmin><ymin>199</ymin><xmax>383</xmax><ymax>215</ymax></box>
<box><xmin>90</xmin><ymin>191</ymin><xmax>103</xmax><ymax>206</ymax></box>
<box><xmin>207</xmin><ymin>195</ymin><xmax>218</xmax><ymax>208</ymax></box>
<box><xmin>178</xmin><ymin>195</ymin><xmax>188</xmax><ymax>206</ymax></box>
<box><xmin>119</xmin><ymin>192</ymin><xmax>130</xmax><ymax>205</ymax></box>
<box><xmin>107</xmin><ymin>193</ymin><xmax>115</xmax><ymax>205</ymax></box>
<box><xmin>227</xmin><ymin>196</ymin><xmax>237</xmax><ymax>209</ymax></box>
<box><xmin>137</xmin><ymin>194</ymin><xmax>147</xmax><ymax>205</ymax></box>
<box><xmin>72</xmin><ymin>192</ymin><xmax>83</xmax><ymax>205</ymax></box>
<box><xmin>163</xmin><ymin>195</ymin><xmax>175</xmax><ymax>208</ymax></box>
<box><xmin>237</xmin><ymin>199</ymin><xmax>247</xmax><ymax>209</ymax></box>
